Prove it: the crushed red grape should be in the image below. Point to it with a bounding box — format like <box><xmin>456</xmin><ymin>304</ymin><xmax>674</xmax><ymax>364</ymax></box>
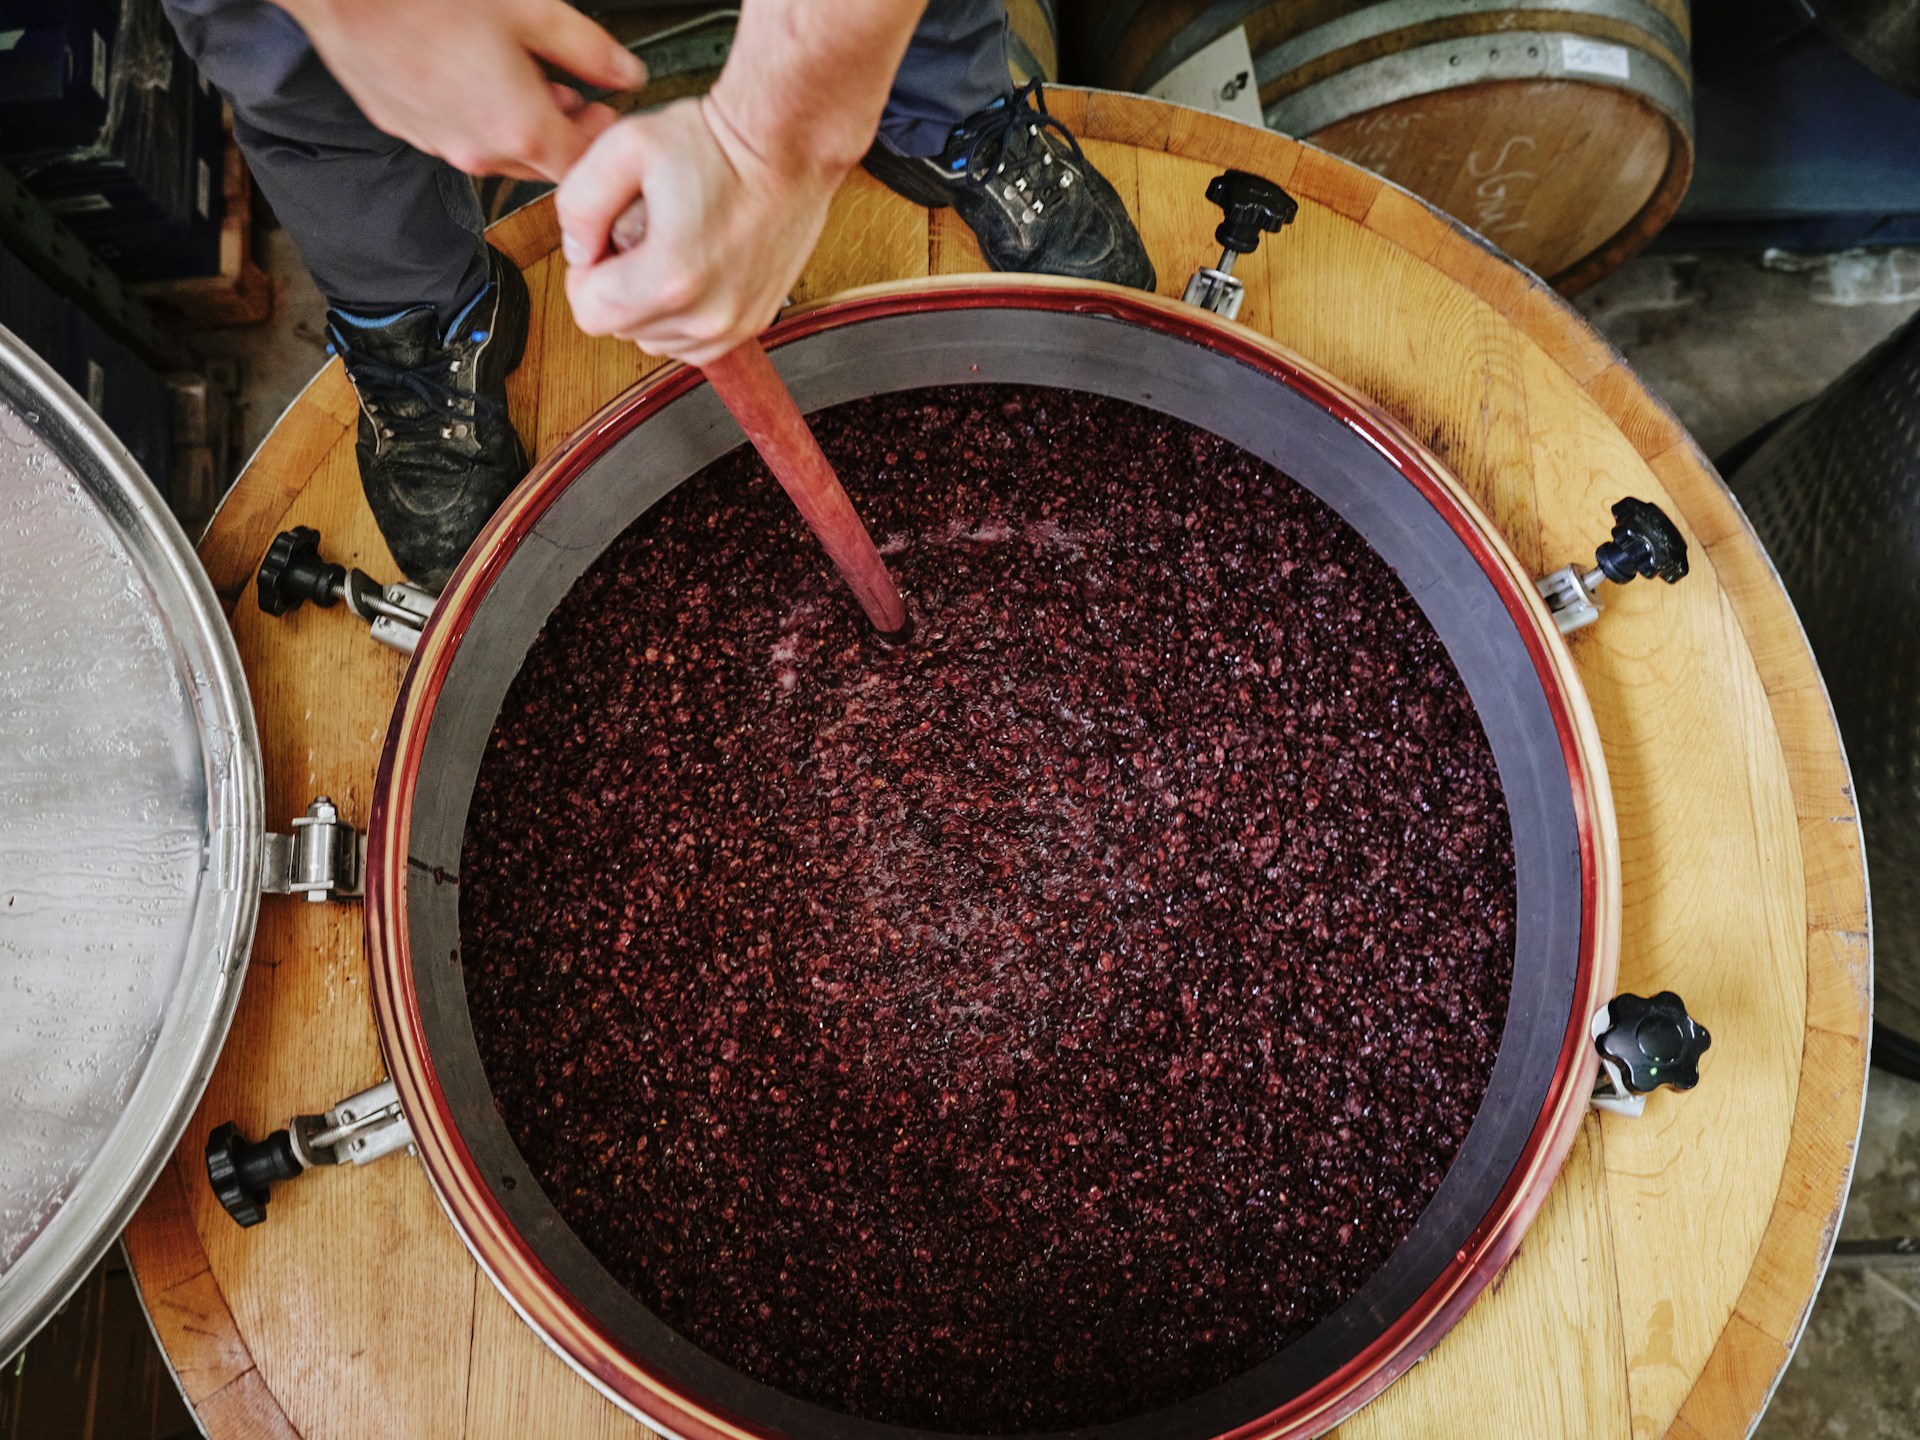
<box><xmin>459</xmin><ymin>386</ymin><xmax>1515</xmax><ymax>1434</ymax></box>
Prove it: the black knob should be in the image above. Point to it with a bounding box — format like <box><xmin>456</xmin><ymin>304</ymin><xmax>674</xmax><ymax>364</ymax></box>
<box><xmin>1597</xmin><ymin>991</ymin><xmax>1710</xmax><ymax>1093</ymax></box>
<box><xmin>206</xmin><ymin>1121</ymin><xmax>304</xmax><ymax>1227</ymax></box>
<box><xmin>1594</xmin><ymin>498</ymin><xmax>1689</xmax><ymax>586</ymax></box>
<box><xmin>258</xmin><ymin>526</ymin><xmax>346</xmax><ymax>617</ymax></box>
<box><xmin>1205</xmin><ymin>169</ymin><xmax>1299</xmax><ymax>255</ymax></box>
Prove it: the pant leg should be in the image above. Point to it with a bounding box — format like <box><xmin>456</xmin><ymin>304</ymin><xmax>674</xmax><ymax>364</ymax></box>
<box><xmin>160</xmin><ymin>0</ymin><xmax>487</xmax><ymax>322</ymax></box>
<box><xmin>880</xmin><ymin>0</ymin><xmax>1012</xmax><ymax>158</ymax></box>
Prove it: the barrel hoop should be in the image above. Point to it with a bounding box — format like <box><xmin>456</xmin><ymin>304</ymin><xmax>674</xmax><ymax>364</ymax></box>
<box><xmin>1125</xmin><ymin>0</ymin><xmax>1686</xmax><ymax>95</ymax></box>
<box><xmin>1259</xmin><ymin>10</ymin><xmax>1692</xmax><ymax>102</ymax></box>
<box><xmin>1264</xmin><ymin>29</ymin><xmax>1695</xmax><ymax>140</ymax></box>
<box><xmin>1251</xmin><ymin>0</ymin><xmax>1687</xmax><ymax>96</ymax></box>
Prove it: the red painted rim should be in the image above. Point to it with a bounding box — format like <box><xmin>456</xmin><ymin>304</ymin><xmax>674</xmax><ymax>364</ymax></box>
<box><xmin>368</xmin><ymin>277</ymin><xmax>1615</xmax><ymax>1440</ymax></box>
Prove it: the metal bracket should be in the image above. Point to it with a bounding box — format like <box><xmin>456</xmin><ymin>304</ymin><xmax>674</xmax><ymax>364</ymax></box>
<box><xmin>289</xmin><ymin>1080</ymin><xmax>413</xmax><ymax>1168</ymax></box>
<box><xmin>1590</xmin><ymin>1003</ymin><xmax>1647</xmax><ymax>1116</ymax></box>
<box><xmin>261</xmin><ymin>796</ymin><xmax>365</xmax><ymax>902</ymax></box>
<box><xmin>1537</xmin><ymin>563</ymin><xmax>1605</xmax><ymax>636</ymax></box>
<box><xmin>343</xmin><ymin>569</ymin><xmax>435</xmax><ymax>655</ymax></box>
<box><xmin>1183</xmin><ymin>260</ymin><xmax>1246</xmax><ymax>321</ymax></box>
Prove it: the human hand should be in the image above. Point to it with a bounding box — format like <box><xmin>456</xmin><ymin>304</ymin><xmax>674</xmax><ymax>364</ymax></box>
<box><xmin>287</xmin><ymin>0</ymin><xmax>646</xmax><ymax>181</ymax></box>
<box><xmin>556</xmin><ymin>97</ymin><xmax>847</xmax><ymax>365</ymax></box>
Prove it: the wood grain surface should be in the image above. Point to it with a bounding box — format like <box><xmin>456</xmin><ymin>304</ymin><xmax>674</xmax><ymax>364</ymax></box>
<box><xmin>124</xmin><ymin>92</ymin><xmax>1867</xmax><ymax>1440</ymax></box>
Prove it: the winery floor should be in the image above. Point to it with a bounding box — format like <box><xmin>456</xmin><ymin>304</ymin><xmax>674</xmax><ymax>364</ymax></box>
<box><xmin>32</xmin><ymin>237</ymin><xmax>1916</xmax><ymax>1440</ymax></box>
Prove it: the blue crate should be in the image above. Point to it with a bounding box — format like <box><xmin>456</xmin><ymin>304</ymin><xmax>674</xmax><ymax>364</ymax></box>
<box><xmin>0</xmin><ymin>243</ymin><xmax>72</xmax><ymax>372</ymax></box>
<box><xmin>1</xmin><ymin>0</ymin><xmax>224</xmax><ymax>279</ymax></box>
<box><xmin>63</xmin><ymin>301</ymin><xmax>173</xmax><ymax>496</ymax></box>
<box><xmin>0</xmin><ymin>0</ymin><xmax>120</xmax><ymax>153</ymax></box>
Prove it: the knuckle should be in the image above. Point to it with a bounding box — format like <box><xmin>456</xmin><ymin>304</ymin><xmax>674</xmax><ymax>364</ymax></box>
<box><xmin>563</xmin><ymin>287</ymin><xmax>611</xmax><ymax>337</ymax></box>
<box><xmin>653</xmin><ymin>273</ymin><xmax>701</xmax><ymax>314</ymax></box>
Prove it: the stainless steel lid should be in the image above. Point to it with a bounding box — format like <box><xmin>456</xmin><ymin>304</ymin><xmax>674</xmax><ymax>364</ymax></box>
<box><xmin>0</xmin><ymin>325</ymin><xmax>260</xmax><ymax>1358</ymax></box>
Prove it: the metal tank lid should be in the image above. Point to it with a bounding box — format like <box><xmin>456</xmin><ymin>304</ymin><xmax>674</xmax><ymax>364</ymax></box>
<box><xmin>0</xmin><ymin>325</ymin><xmax>260</xmax><ymax>1359</ymax></box>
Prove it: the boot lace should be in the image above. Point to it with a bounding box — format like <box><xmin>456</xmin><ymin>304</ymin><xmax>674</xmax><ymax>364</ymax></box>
<box><xmin>955</xmin><ymin>79</ymin><xmax>1085</xmax><ymax>216</ymax></box>
<box><xmin>335</xmin><ymin>341</ymin><xmax>503</xmax><ymax>448</ymax></box>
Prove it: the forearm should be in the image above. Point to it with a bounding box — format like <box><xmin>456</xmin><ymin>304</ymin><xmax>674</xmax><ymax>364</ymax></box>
<box><xmin>707</xmin><ymin>0</ymin><xmax>929</xmax><ymax>179</ymax></box>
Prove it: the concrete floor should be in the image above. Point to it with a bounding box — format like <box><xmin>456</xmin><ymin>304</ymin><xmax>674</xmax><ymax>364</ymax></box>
<box><xmin>1575</xmin><ymin>248</ymin><xmax>1920</xmax><ymax>460</ymax></box>
<box><xmin>192</xmin><ymin>227</ymin><xmax>331</xmax><ymax>476</ymax></box>
<box><xmin>178</xmin><ymin>239</ymin><xmax>1920</xmax><ymax>1435</ymax></box>
<box><xmin>1767</xmin><ymin>1071</ymin><xmax>1920</xmax><ymax>1440</ymax></box>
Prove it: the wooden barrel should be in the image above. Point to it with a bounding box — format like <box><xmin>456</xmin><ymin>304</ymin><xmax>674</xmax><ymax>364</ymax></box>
<box><xmin>1009</xmin><ymin>0</ymin><xmax>1062</xmax><ymax>83</ymax></box>
<box><xmin>124</xmin><ymin>91</ymin><xmax>1865</xmax><ymax>1440</ymax></box>
<box><xmin>1070</xmin><ymin>0</ymin><xmax>1695</xmax><ymax>293</ymax></box>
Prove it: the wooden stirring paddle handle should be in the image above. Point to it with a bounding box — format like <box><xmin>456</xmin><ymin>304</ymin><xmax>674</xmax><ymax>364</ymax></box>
<box><xmin>605</xmin><ymin>201</ymin><xmax>910</xmax><ymax>640</ymax></box>
<box><xmin>700</xmin><ymin>342</ymin><xmax>910</xmax><ymax>637</ymax></box>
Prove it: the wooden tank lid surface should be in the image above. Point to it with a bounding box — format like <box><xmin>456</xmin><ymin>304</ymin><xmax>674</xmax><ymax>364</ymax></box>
<box><xmin>124</xmin><ymin>92</ymin><xmax>1868</xmax><ymax>1440</ymax></box>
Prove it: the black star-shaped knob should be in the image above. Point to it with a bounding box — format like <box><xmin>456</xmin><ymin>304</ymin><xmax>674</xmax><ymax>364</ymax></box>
<box><xmin>206</xmin><ymin>1122</ymin><xmax>304</xmax><ymax>1227</ymax></box>
<box><xmin>1597</xmin><ymin>991</ymin><xmax>1710</xmax><ymax>1093</ymax></box>
<box><xmin>1594</xmin><ymin>498</ymin><xmax>1689</xmax><ymax>586</ymax></box>
<box><xmin>257</xmin><ymin>526</ymin><xmax>346</xmax><ymax>616</ymax></box>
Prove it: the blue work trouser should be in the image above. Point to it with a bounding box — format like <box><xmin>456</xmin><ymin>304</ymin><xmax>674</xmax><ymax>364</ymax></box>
<box><xmin>159</xmin><ymin>0</ymin><xmax>1010</xmax><ymax>319</ymax></box>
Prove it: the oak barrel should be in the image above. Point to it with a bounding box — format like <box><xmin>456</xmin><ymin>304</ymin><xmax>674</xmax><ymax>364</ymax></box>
<box><xmin>1009</xmin><ymin>0</ymin><xmax>1062</xmax><ymax>83</ymax></box>
<box><xmin>123</xmin><ymin>91</ymin><xmax>1864</xmax><ymax>1440</ymax></box>
<box><xmin>1068</xmin><ymin>0</ymin><xmax>1696</xmax><ymax>292</ymax></box>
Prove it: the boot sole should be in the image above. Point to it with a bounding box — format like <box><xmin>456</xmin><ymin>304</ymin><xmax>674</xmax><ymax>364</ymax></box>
<box><xmin>860</xmin><ymin>146</ymin><xmax>957</xmax><ymax>211</ymax></box>
<box><xmin>482</xmin><ymin>245</ymin><xmax>532</xmax><ymax>484</ymax></box>
<box><xmin>485</xmin><ymin>244</ymin><xmax>533</xmax><ymax>378</ymax></box>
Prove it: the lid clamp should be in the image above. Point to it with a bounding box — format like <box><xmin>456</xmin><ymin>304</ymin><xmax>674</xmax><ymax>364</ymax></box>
<box><xmin>1538</xmin><ymin>497</ymin><xmax>1691</xmax><ymax>635</ymax></box>
<box><xmin>256</xmin><ymin>525</ymin><xmax>434</xmax><ymax>654</ymax></box>
<box><xmin>1184</xmin><ymin>169</ymin><xmax>1298</xmax><ymax>321</ymax></box>
<box><xmin>1590</xmin><ymin>990</ymin><xmax>1711</xmax><ymax>1117</ymax></box>
<box><xmin>207</xmin><ymin>1080</ymin><xmax>414</xmax><ymax>1228</ymax></box>
<box><xmin>261</xmin><ymin>796</ymin><xmax>364</xmax><ymax>903</ymax></box>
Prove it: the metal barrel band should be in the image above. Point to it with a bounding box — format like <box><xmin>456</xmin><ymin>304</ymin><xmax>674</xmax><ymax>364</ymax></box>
<box><xmin>1117</xmin><ymin>0</ymin><xmax>1689</xmax><ymax>101</ymax></box>
<box><xmin>1264</xmin><ymin>29</ymin><xmax>1693</xmax><ymax>142</ymax></box>
<box><xmin>1247</xmin><ymin>0</ymin><xmax>1689</xmax><ymax>98</ymax></box>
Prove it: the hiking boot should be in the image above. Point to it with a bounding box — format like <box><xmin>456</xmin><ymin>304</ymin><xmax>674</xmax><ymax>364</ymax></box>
<box><xmin>862</xmin><ymin>79</ymin><xmax>1156</xmax><ymax>291</ymax></box>
<box><xmin>325</xmin><ymin>244</ymin><xmax>531</xmax><ymax>592</ymax></box>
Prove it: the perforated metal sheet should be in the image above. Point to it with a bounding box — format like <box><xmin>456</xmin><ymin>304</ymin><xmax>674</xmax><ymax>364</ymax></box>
<box><xmin>1731</xmin><ymin>313</ymin><xmax>1916</xmax><ymax>1031</ymax></box>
